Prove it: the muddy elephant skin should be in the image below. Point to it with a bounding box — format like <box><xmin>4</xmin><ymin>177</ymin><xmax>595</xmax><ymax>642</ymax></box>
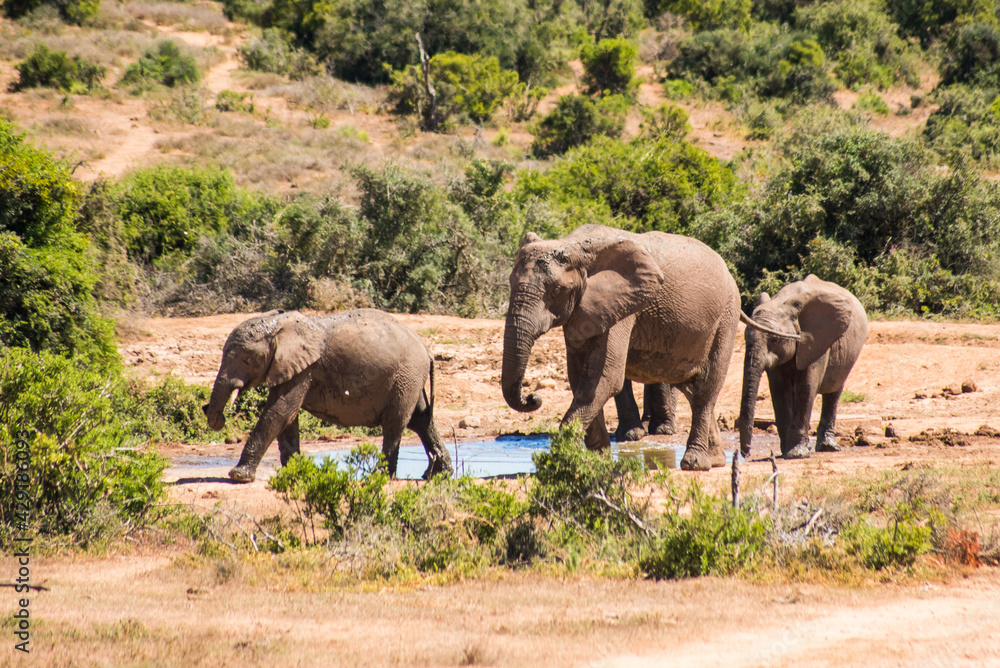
<box><xmin>203</xmin><ymin>309</ymin><xmax>453</xmax><ymax>482</ymax></box>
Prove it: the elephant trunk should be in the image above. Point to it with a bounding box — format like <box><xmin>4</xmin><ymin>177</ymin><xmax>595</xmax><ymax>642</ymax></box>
<box><xmin>203</xmin><ymin>377</ymin><xmax>241</xmax><ymax>431</ymax></box>
<box><xmin>501</xmin><ymin>311</ymin><xmax>544</xmax><ymax>413</ymax></box>
<box><xmin>738</xmin><ymin>344</ymin><xmax>765</xmax><ymax>457</ymax></box>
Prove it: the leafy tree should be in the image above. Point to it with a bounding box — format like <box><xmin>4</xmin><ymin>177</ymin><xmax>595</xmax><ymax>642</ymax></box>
<box><xmin>939</xmin><ymin>22</ymin><xmax>1000</xmax><ymax>88</ymax></box>
<box><xmin>529</xmin><ymin>94</ymin><xmax>628</xmax><ymax>157</ymax></box>
<box><xmin>9</xmin><ymin>43</ymin><xmax>105</xmax><ymax>93</ymax></box>
<box><xmin>387</xmin><ymin>51</ymin><xmax>521</xmax><ymax>129</ymax></box>
<box><xmin>580</xmin><ymin>37</ymin><xmax>638</xmax><ymax>97</ymax></box>
<box><xmin>648</xmin><ymin>0</ymin><xmax>751</xmax><ymax>30</ymax></box>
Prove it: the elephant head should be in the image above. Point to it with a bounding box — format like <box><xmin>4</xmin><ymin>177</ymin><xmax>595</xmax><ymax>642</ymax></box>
<box><xmin>501</xmin><ymin>230</ymin><xmax>665</xmax><ymax>413</ymax></box>
<box><xmin>737</xmin><ymin>281</ymin><xmax>854</xmax><ymax>455</ymax></box>
<box><xmin>203</xmin><ymin>310</ymin><xmax>326</xmax><ymax>431</ymax></box>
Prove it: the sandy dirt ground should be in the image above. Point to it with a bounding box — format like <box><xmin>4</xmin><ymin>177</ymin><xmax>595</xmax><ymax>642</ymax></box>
<box><xmin>4</xmin><ymin>312</ymin><xmax>985</xmax><ymax>667</ymax></box>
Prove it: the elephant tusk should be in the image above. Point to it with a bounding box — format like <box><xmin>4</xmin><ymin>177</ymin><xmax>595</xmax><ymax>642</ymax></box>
<box><xmin>740</xmin><ymin>311</ymin><xmax>800</xmax><ymax>340</ymax></box>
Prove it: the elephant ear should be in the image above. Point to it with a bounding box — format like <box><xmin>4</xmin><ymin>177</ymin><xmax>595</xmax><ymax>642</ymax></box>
<box><xmin>266</xmin><ymin>313</ymin><xmax>326</xmax><ymax>387</ymax></box>
<box><xmin>795</xmin><ymin>291</ymin><xmax>853</xmax><ymax>370</ymax></box>
<box><xmin>521</xmin><ymin>231</ymin><xmax>542</xmax><ymax>247</ymax></box>
<box><xmin>566</xmin><ymin>237</ymin><xmax>664</xmax><ymax>343</ymax></box>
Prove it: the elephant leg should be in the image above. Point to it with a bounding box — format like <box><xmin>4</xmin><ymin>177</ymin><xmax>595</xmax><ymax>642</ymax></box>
<box><xmin>644</xmin><ymin>383</ymin><xmax>677</xmax><ymax>435</ymax></box>
<box><xmin>767</xmin><ymin>367</ymin><xmax>796</xmax><ymax>456</ymax></box>
<box><xmin>613</xmin><ymin>379</ymin><xmax>646</xmax><ymax>442</ymax></box>
<box><xmin>563</xmin><ymin>322</ymin><xmax>632</xmax><ymax>452</ymax></box>
<box><xmin>679</xmin><ymin>328</ymin><xmax>733</xmax><ymax>472</ymax></box>
<box><xmin>815</xmin><ymin>390</ymin><xmax>843</xmax><ymax>452</ymax></box>
<box><xmin>782</xmin><ymin>366</ymin><xmax>823</xmax><ymax>460</ymax></box>
<box><xmin>409</xmin><ymin>389</ymin><xmax>453</xmax><ymax>480</ymax></box>
<box><xmin>230</xmin><ymin>380</ymin><xmax>309</xmax><ymax>483</ymax></box>
<box><xmin>277</xmin><ymin>415</ymin><xmax>300</xmax><ymax>466</ymax></box>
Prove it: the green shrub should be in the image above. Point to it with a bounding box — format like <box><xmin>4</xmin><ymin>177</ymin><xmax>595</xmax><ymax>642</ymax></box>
<box><xmin>268</xmin><ymin>445</ymin><xmax>390</xmax><ymax>543</ymax></box>
<box><xmin>386</xmin><ymin>51</ymin><xmax>521</xmax><ymax>130</ymax></box>
<box><xmin>648</xmin><ymin>0</ymin><xmax>751</xmax><ymax>30</ymax></box>
<box><xmin>890</xmin><ymin>0</ymin><xmax>995</xmax><ymax>46</ymax></box>
<box><xmin>143</xmin><ymin>376</ymin><xmax>213</xmax><ymax>443</ymax></box>
<box><xmin>639</xmin><ymin>102</ymin><xmax>691</xmax><ymax>140</ymax></box>
<box><xmin>0</xmin><ymin>348</ymin><xmax>167</xmax><ymax>542</ymax></box>
<box><xmin>940</xmin><ymin>22</ymin><xmax>1000</xmax><ymax>88</ymax></box>
<box><xmin>516</xmin><ymin>134</ymin><xmax>741</xmax><ymax>234</ymax></box>
<box><xmin>119</xmin><ymin>41</ymin><xmax>200</xmax><ymax>91</ymax></box>
<box><xmin>925</xmin><ymin>85</ymin><xmax>1000</xmax><ymax>165</ymax></box>
<box><xmin>580</xmin><ymin>37</ymin><xmax>638</xmax><ymax>97</ymax></box>
<box><xmin>529</xmin><ymin>94</ymin><xmax>628</xmax><ymax>157</ymax></box>
<box><xmin>662</xmin><ymin>78</ymin><xmax>694</xmax><ymax>99</ymax></box>
<box><xmin>215</xmin><ymin>89</ymin><xmax>254</xmax><ymax>113</ymax></box>
<box><xmin>641</xmin><ymin>487</ymin><xmax>770</xmax><ymax>579</ymax></box>
<box><xmin>2</xmin><ymin>0</ymin><xmax>99</xmax><ymax>24</ymax></box>
<box><xmin>854</xmin><ymin>91</ymin><xmax>890</xmax><ymax>115</ymax></box>
<box><xmin>113</xmin><ymin>164</ymin><xmax>242</xmax><ymax>263</ymax></box>
<box><xmin>0</xmin><ymin>120</ymin><xmax>116</xmax><ymax>363</ymax></box>
<box><xmin>9</xmin><ymin>43</ymin><xmax>105</xmax><ymax>93</ymax></box>
<box><xmin>530</xmin><ymin>422</ymin><xmax>648</xmax><ymax>536</ymax></box>
<box><xmin>237</xmin><ymin>27</ymin><xmax>320</xmax><ymax>79</ymax></box>
<box><xmin>844</xmin><ymin>507</ymin><xmax>932</xmax><ymax>570</ymax></box>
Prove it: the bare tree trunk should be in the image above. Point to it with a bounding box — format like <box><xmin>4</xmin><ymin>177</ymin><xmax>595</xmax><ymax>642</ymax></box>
<box><xmin>415</xmin><ymin>33</ymin><xmax>437</xmax><ymax>132</ymax></box>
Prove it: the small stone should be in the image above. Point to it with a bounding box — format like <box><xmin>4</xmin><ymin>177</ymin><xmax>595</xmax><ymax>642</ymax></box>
<box><xmin>914</xmin><ymin>391</ymin><xmax>928</xmax><ymax>400</ymax></box>
<box><xmin>534</xmin><ymin>378</ymin><xmax>557</xmax><ymax>390</ymax></box>
<box><xmin>225</xmin><ymin>435</ymin><xmax>239</xmax><ymax>445</ymax></box>
<box><xmin>459</xmin><ymin>415</ymin><xmax>481</xmax><ymax>429</ymax></box>
<box><xmin>961</xmin><ymin>380</ymin><xmax>977</xmax><ymax>394</ymax></box>
<box><xmin>766</xmin><ymin>424</ymin><xmax>777</xmax><ymax>434</ymax></box>
<box><xmin>854</xmin><ymin>426</ymin><xmax>871</xmax><ymax>447</ymax></box>
<box><xmin>884</xmin><ymin>424</ymin><xmax>899</xmax><ymax>439</ymax></box>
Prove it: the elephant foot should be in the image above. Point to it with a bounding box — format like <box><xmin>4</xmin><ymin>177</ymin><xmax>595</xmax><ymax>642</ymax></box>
<box><xmin>616</xmin><ymin>426</ymin><xmax>646</xmax><ymax>442</ymax></box>
<box><xmin>781</xmin><ymin>443</ymin><xmax>812</xmax><ymax>460</ymax></box>
<box><xmin>422</xmin><ymin>458</ymin><xmax>454</xmax><ymax>480</ymax></box>
<box><xmin>680</xmin><ymin>449</ymin><xmax>713</xmax><ymax>471</ymax></box>
<box><xmin>647</xmin><ymin>419</ymin><xmax>677</xmax><ymax>436</ymax></box>
<box><xmin>228</xmin><ymin>465</ymin><xmax>256</xmax><ymax>483</ymax></box>
<box><xmin>816</xmin><ymin>438</ymin><xmax>843</xmax><ymax>453</ymax></box>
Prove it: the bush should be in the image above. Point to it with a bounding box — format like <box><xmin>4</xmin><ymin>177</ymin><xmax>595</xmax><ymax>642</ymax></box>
<box><xmin>844</xmin><ymin>505</ymin><xmax>933</xmax><ymax>570</ymax></box>
<box><xmin>925</xmin><ymin>85</ymin><xmax>1000</xmax><ymax>165</ymax></box>
<box><xmin>0</xmin><ymin>120</ymin><xmax>116</xmax><ymax>363</ymax></box>
<box><xmin>580</xmin><ymin>37</ymin><xmax>638</xmax><ymax>97</ymax></box>
<box><xmin>0</xmin><ymin>348</ymin><xmax>167</xmax><ymax>542</ymax></box>
<box><xmin>529</xmin><ymin>94</ymin><xmax>628</xmax><ymax>157</ymax></box>
<box><xmin>529</xmin><ymin>422</ymin><xmax>648</xmax><ymax>536</ymax></box>
<box><xmin>386</xmin><ymin>51</ymin><xmax>521</xmax><ymax>130</ymax></box>
<box><xmin>648</xmin><ymin>0</ymin><xmax>751</xmax><ymax>30</ymax></box>
<box><xmin>2</xmin><ymin>0</ymin><xmax>99</xmax><ymax>24</ymax></box>
<box><xmin>641</xmin><ymin>487</ymin><xmax>770</xmax><ymax>578</ymax></box>
<box><xmin>215</xmin><ymin>89</ymin><xmax>254</xmax><ymax>113</ymax></box>
<box><xmin>237</xmin><ymin>27</ymin><xmax>320</xmax><ymax>79</ymax></box>
<box><xmin>516</xmin><ymin>134</ymin><xmax>741</xmax><ymax>235</ymax></box>
<box><xmin>639</xmin><ymin>102</ymin><xmax>691</xmax><ymax>140</ymax></box>
<box><xmin>940</xmin><ymin>22</ymin><xmax>1000</xmax><ymax>88</ymax></box>
<box><xmin>9</xmin><ymin>43</ymin><xmax>105</xmax><ymax>93</ymax></box>
<box><xmin>854</xmin><ymin>91</ymin><xmax>890</xmax><ymax>114</ymax></box>
<box><xmin>119</xmin><ymin>41</ymin><xmax>200</xmax><ymax>91</ymax></box>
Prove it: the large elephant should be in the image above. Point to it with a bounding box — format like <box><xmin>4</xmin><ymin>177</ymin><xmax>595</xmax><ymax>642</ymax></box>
<box><xmin>501</xmin><ymin>224</ymin><xmax>744</xmax><ymax>471</ymax></box>
<box><xmin>613</xmin><ymin>381</ymin><xmax>677</xmax><ymax>442</ymax></box>
<box><xmin>203</xmin><ymin>309</ymin><xmax>453</xmax><ymax>482</ymax></box>
<box><xmin>737</xmin><ymin>275</ymin><xmax>868</xmax><ymax>460</ymax></box>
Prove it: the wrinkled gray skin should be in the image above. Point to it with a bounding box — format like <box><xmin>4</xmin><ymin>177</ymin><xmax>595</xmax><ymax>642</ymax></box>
<box><xmin>203</xmin><ymin>309</ymin><xmax>453</xmax><ymax>482</ymax></box>
<box><xmin>614</xmin><ymin>381</ymin><xmax>677</xmax><ymax>441</ymax></box>
<box><xmin>737</xmin><ymin>275</ymin><xmax>868</xmax><ymax>460</ymax></box>
<box><xmin>501</xmin><ymin>225</ymin><xmax>741</xmax><ymax>471</ymax></box>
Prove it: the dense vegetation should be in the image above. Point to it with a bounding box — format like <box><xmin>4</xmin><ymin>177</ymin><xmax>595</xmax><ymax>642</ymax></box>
<box><xmin>4</xmin><ymin>0</ymin><xmax>1000</xmax><ymax>560</ymax></box>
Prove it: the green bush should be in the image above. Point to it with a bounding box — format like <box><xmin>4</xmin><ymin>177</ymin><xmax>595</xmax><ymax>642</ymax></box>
<box><xmin>530</xmin><ymin>94</ymin><xmax>628</xmax><ymax>157</ymax></box>
<box><xmin>530</xmin><ymin>422</ymin><xmax>648</xmax><ymax>536</ymax></box>
<box><xmin>516</xmin><ymin>134</ymin><xmax>741</xmax><ymax>234</ymax></box>
<box><xmin>844</xmin><ymin>507</ymin><xmax>932</xmax><ymax>570</ymax></box>
<box><xmin>386</xmin><ymin>51</ymin><xmax>521</xmax><ymax>130</ymax></box>
<box><xmin>0</xmin><ymin>120</ymin><xmax>116</xmax><ymax>363</ymax></box>
<box><xmin>9</xmin><ymin>43</ymin><xmax>106</xmax><ymax>93</ymax></box>
<box><xmin>215</xmin><ymin>90</ymin><xmax>254</xmax><ymax>113</ymax></box>
<box><xmin>119</xmin><ymin>41</ymin><xmax>200</xmax><ymax>91</ymax></box>
<box><xmin>641</xmin><ymin>487</ymin><xmax>770</xmax><ymax>578</ymax></box>
<box><xmin>639</xmin><ymin>102</ymin><xmax>691</xmax><ymax>140</ymax></box>
<box><xmin>2</xmin><ymin>0</ymin><xmax>99</xmax><ymax>24</ymax></box>
<box><xmin>648</xmin><ymin>0</ymin><xmax>751</xmax><ymax>30</ymax></box>
<box><xmin>0</xmin><ymin>348</ymin><xmax>167</xmax><ymax>542</ymax></box>
<box><xmin>854</xmin><ymin>91</ymin><xmax>890</xmax><ymax>114</ymax></box>
<box><xmin>940</xmin><ymin>22</ymin><xmax>1000</xmax><ymax>88</ymax></box>
<box><xmin>925</xmin><ymin>85</ymin><xmax>1000</xmax><ymax>165</ymax></box>
<box><xmin>237</xmin><ymin>27</ymin><xmax>320</xmax><ymax>79</ymax></box>
<box><xmin>580</xmin><ymin>37</ymin><xmax>638</xmax><ymax>97</ymax></box>
<box><xmin>890</xmin><ymin>0</ymin><xmax>994</xmax><ymax>46</ymax></box>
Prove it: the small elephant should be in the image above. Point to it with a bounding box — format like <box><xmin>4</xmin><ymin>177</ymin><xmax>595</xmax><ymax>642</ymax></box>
<box><xmin>203</xmin><ymin>309</ymin><xmax>453</xmax><ymax>482</ymax></box>
<box><xmin>737</xmin><ymin>275</ymin><xmax>868</xmax><ymax>460</ymax></box>
<box><xmin>613</xmin><ymin>381</ymin><xmax>677</xmax><ymax>442</ymax></box>
<box><xmin>501</xmin><ymin>224</ymin><xmax>743</xmax><ymax>471</ymax></box>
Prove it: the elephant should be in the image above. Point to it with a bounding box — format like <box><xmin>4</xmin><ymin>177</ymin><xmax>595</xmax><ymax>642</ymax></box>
<box><xmin>203</xmin><ymin>309</ymin><xmax>453</xmax><ymax>482</ymax></box>
<box><xmin>501</xmin><ymin>224</ymin><xmax>747</xmax><ymax>471</ymax></box>
<box><xmin>613</xmin><ymin>381</ymin><xmax>677</xmax><ymax>442</ymax></box>
<box><xmin>737</xmin><ymin>275</ymin><xmax>868</xmax><ymax>460</ymax></box>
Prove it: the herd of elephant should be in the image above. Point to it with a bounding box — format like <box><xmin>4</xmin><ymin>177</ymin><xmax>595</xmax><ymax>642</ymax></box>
<box><xmin>202</xmin><ymin>224</ymin><xmax>868</xmax><ymax>483</ymax></box>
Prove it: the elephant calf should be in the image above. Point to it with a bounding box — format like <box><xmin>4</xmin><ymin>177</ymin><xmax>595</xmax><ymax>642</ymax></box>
<box><xmin>203</xmin><ymin>309</ymin><xmax>453</xmax><ymax>482</ymax></box>
<box><xmin>738</xmin><ymin>275</ymin><xmax>868</xmax><ymax>459</ymax></box>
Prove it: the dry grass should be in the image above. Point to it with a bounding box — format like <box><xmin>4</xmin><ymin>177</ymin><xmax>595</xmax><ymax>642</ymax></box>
<box><xmin>124</xmin><ymin>0</ymin><xmax>230</xmax><ymax>34</ymax></box>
